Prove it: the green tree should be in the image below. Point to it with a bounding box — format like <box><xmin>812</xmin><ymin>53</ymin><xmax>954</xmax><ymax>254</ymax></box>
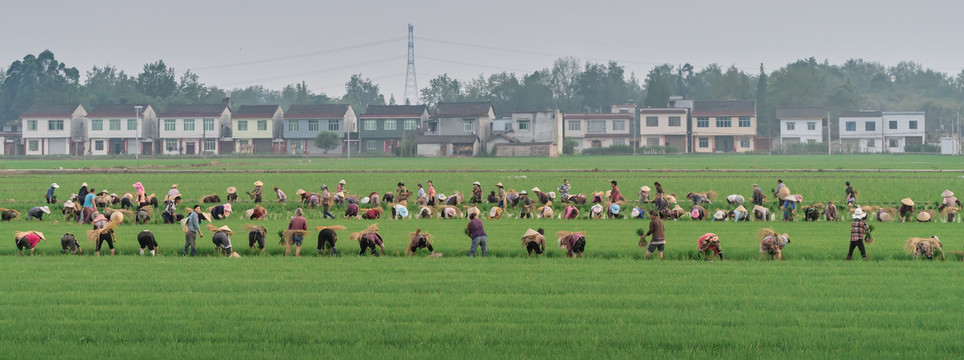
<box><xmin>314</xmin><ymin>131</ymin><xmax>341</xmax><ymax>154</ymax></box>
<box><xmin>136</xmin><ymin>60</ymin><xmax>177</xmax><ymax>99</ymax></box>
<box><xmin>549</xmin><ymin>57</ymin><xmax>582</xmax><ymax>111</ymax></box>
<box><xmin>419</xmin><ymin>74</ymin><xmax>462</xmax><ymax>109</ymax></box>
<box><xmin>282</xmin><ymin>82</ymin><xmax>331</xmax><ymax>106</ymax></box>
<box><xmin>644</xmin><ymin>65</ymin><xmax>673</xmax><ymax>108</ymax></box>
<box><xmin>81</xmin><ymin>65</ymin><xmax>140</xmax><ymax>105</ymax></box>
<box><xmin>343</xmin><ymin>74</ymin><xmax>385</xmax><ymax>114</ymax></box>
<box><xmin>0</xmin><ymin>50</ymin><xmax>80</xmax><ymax>122</ymax></box>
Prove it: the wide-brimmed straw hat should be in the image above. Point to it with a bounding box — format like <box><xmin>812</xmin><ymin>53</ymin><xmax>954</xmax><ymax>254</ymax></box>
<box><xmin>879</xmin><ymin>212</ymin><xmax>892</xmax><ymax>222</ymax></box>
<box><xmin>64</xmin><ymin>200</ymin><xmax>75</xmax><ymax>208</ymax></box>
<box><xmin>520</xmin><ymin>190</ymin><xmax>527</xmax><ymax>195</ymax></box>
<box><xmin>941</xmin><ymin>189</ymin><xmax>954</xmax><ymax>198</ymax></box>
<box><xmin>296</xmin><ymin>189</ymin><xmax>305</xmax><ymax>195</ymax></box>
<box><xmin>852</xmin><ymin>207</ymin><xmax>867</xmax><ymax>219</ymax></box>
<box><xmin>15</xmin><ymin>231</ymin><xmax>45</xmax><ymax>241</ymax></box>
<box><xmin>51</xmin><ymin>183</ymin><xmax>60</xmax><ymax>189</ymax></box>
<box><xmin>609</xmin><ymin>204</ymin><xmax>620</xmax><ymax>215</ymax></box>
<box><xmin>522</xmin><ymin>228</ymin><xmax>541</xmax><ymax>239</ymax></box>
<box><xmin>901</xmin><ymin>198</ymin><xmax>914</xmax><ymax>206</ymax></box>
<box><xmin>339</xmin><ymin>179</ymin><xmax>346</xmax><ymax>184</ymax></box>
<box><xmin>473</xmin><ymin>181</ymin><xmax>481</xmax><ymax>186</ymax></box>
<box><xmin>132</xmin><ymin>182</ymin><xmax>142</xmax><ymax>188</ymax></box>
<box><xmin>217</xmin><ymin>225</ymin><xmax>233</xmax><ymax>234</ymax></box>
<box><xmin>320</xmin><ymin>184</ymin><xmax>328</xmax><ymax>190</ymax></box>
<box><xmin>171</xmin><ymin>184</ymin><xmax>177</xmax><ymax>188</ymax></box>
<box><xmin>753</xmin><ymin>205</ymin><xmax>767</xmax><ymax>213</ymax></box>
<box><xmin>253</xmin><ymin>180</ymin><xmax>264</xmax><ymax>186</ymax></box>
<box><xmin>549</xmin><ymin>192</ymin><xmax>556</xmax><ymax>199</ymax></box>
<box><xmin>713</xmin><ymin>210</ymin><xmax>726</xmax><ymax>220</ymax></box>
<box><xmin>226</xmin><ymin>187</ymin><xmax>236</xmax><ymax>194</ymax></box>
<box><xmin>672</xmin><ymin>204</ymin><xmax>684</xmax><ymax>212</ymax></box>
<box><xmin>735</xmin><ymin>205</ymin><xmax>747</xmax><ymax>213</ymax></box>
<box><xmin>917</xmin><ymin>212</ymin><xmax>931</xmax><ymax>222</ymax></box>
<box><xmin>631</xmin><ymin>208</ymin><xmax>641</xmax><ymax>218</ymax></box>
<box><xmin>495</xmin><ymin>182</ymin><xmax>503</xmax><ymax>187</ymax></box>
<box><xmin>395</xmin><ymin>206</ymin><xmax>409</xmax><ymax>218</ymax></box>
<box><xmin>641</xmin><ymin>186</ymin><xmax>650</xmax><ymax>192</ymax></box>
<box><xmin>82</xmin><ymin>182</ymin><xmax>88</xmax><ymax>187</ymax></box>
<box><xmin>531</xmin><ymin>187</ymin><xmax>541</xmax><ymax>193</ymax></box>
<box><xmin>245</xmin><ymin>209</ymin><xmax>255</xmax><ymax>218</ymax></box>
<box><xmin>360</xmin><ymin>197</ymin><xmax>370</xmax><ymax>204</ymax></box>
<box><xmin>40</xmin><ymin>206</ymin><xmax>50</xmax><ymax>214</ymax></box>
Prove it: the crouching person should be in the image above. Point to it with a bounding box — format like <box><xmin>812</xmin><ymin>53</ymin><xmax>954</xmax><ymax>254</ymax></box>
<box><xmin>137</xmin><ymin>230</ymin><xmax>159</xmax><ymax>256</ymax></box>
<box><xmin>316</xmin><ymin>225</ymin><xmax>346</xmax><ymax>256</ymax></box>
<box><xmin>521</xmin><ymin>228</ymin><xmax>545</xmax><ymax>256</ymax></box>
<box><xmin>697</xmin><ymin>233</ymin><xmax>723</xmax><ymax>260</ymax></box>
<box><xmin>905</xmin><ymin>236</ymin><xmax>945</xmax><ymax>261</ymax></box>
<box><xmin>407</xmin><ymin>228</ymin><xmax>437</xmax><ymax>257</ymax></box>
<box><xmin>61</xmin><ymin>233</ymin><xmax>82</xmax><ymax>254</ymax></box>
<box><xmin>15</xmin><ymin>231</ymin><xmax>46</xmax><ymax>256</ymax></box>
<box><xmin>557</xmin><ymin>231</ymin><xmax>586</xmax><ymax>258</ymax></box>
<box><xmin>209</xmin><ymin>225</ymin><xmax>237</xmax><ymax>257</ymax></box>
<box><xmin>759</xmin><ymin>228</ymin><xmax>790</xmax><ymax>260</ymax></box>
<box><xmin>351</xmin><ymin>224</ymin><xmax>384</xmax><ymax>256</ymax></box>
<box><xmin>245</xmin><ymin>225</ymin><xmax>267</xmax><ymax>254</ymax></box>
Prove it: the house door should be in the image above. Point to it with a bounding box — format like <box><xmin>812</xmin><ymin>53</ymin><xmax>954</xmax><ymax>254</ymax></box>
<box><xmin>591</xmin><ymin>140</ymin><xmax>603</xmax><ymax>148</ymax></box>
<box><xmin>186</xmin><ymin>142</ymin><xmax>196</xmax><ymax>155</ymax></box>
<box><xmin>715</xmin><ymin>136</ymin><xmax>734</xmax><ymax>153</ymax></box>
<box><xmin>111</xmin><ymin>139</ymin><xmax>125</xmax><ymax>154</ymax></box>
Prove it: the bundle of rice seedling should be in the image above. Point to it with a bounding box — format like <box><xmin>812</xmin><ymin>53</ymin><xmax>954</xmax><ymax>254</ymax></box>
<box><xmin>904</xmin><ymin>237</ymin><xmax>942</xmax><ymax>255</ymax></box>
<box><xmin>0</xmin><ymin>207</ymin><xmax>21</xmax><ymax>219</ymax></box>
<box><xmin>105</xmin><ymin>208</ymin><xmax>133</xmax><ymax>223</ymax></box>
<box><xmin>86</xmin><ymin>219</ymin><xmax>119</xmax><ymax>245</ymax></box>
<box><xmin>315</xmin><ymin>225</ymin><xmax>347</xmax><ymax>232</ymax></box>
<box><xmin>864</xmin><ymin>224</ymin><xmax>875</xmax><ymax>244</ymax></box>
<box><xmin>410</xmin><ymin>228</ymin><xmax>433</xmax><ymax>241</ymax></box>
<box><xmin>556</xmin><ymin>230</ymin><xmax>586</xmax><ymax>238</ymax></box>
<box><xmin>244</xmin><ymin>224</ymin><xmax>267</xmax><ymax>235</ymax></box>
<box><xmin>280</xmin><ymin>229</ymin><xmax>308</xmax><ymax>246</ymax></box>
<box><xmin>705</xmin><ymin>190</ymin><xmax>718</xmax><ymax>200</ymax></box>
<box><xmin>350</xmin><ymin>224</ymin><xmax>379</xmax><ymax>241</ymax></box>
<box><xmin>813</xmin><ymin>203</ymin><xmax>825</xmax><ymax>210</ymax></box>
<box><xmin>757</xmin><ymin>228</ymin><xmax>778</xmax><ymax>241</ymax></box>
<box><xmin>636</xmin><ymin>228</ymin><xmax>648</xmax><ymax>247</ymax></box>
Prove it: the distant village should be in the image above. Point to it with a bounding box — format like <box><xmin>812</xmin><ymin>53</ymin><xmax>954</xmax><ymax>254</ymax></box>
<box><xmin>1</xmin><ymin>97</ymin><xmax>959</xmax><ymax>157</ymax></box>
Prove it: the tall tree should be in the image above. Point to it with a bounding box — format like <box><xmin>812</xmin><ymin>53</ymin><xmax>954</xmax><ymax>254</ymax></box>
<box><xmin>419</xmin><ymin>74</ymin><xmax>462</xmax><ymax>109</ymax></box>
<box><xmin>0</xmin><ymin>50</ymin><xmax>80</xmax><ymax>122</ymax></box>
<box><xmin>549</xmin><ymin>57</ymin><xmax>582</xmax><ymax>111</ymax></box>
<box><xmin>282</xmin><ymin>81</ymin><xmax>331</xmax><ymax>106</ymax></box>
<box><xmin>82</xmin><ymin>65</ymin><xmax>139</xmax><ymax>105</ymax></box>
<box><xmin>136</xmin><ymin>60</ymin><xmax>177</xmax><ymax>99</ymax></box>
<box><xmin>343</xmin><ymin>74</ymin><xmax>385</xmax><ymax>114</ymax></box>
<box><xmin>643</xmin><ymin>65</ymin><xmax>673</xmax><ymax>108</ymax></box>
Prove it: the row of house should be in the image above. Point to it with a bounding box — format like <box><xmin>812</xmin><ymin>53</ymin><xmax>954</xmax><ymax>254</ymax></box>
<box><xmin>7</xmin><ymin>97</ymin><xmax>931</xmax><ymax>156</ymax></box>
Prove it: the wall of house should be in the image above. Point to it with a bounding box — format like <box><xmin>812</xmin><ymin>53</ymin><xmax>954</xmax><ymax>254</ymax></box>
<box><xmin>234</xmin><ymin>118</ymin><xmax>274</xmax><ymax>140</ymax></box>
<box><xmin>639</xmin><ymin>114</ymin><xmax>688</xmax><ymax>138</ymax></box>
<box><xmin>692</xmin><ymin>116</ymin><xmax>756</xmax><ymax>137</ymax></box>
<box><xmin>21</xmin><ymin>118</ymin><xmax>75</xmax><ymax>140</ymax></box>
<box><xmin>437</xmin><ymin>116</ymin><xmax>481</xmax><ymax>137</ymax></box>
<box><xmin>494</xmin><ymin>143</ymin><xmax>558</xmax><ymax>157</ymax></box>
<box><xmin>416</xmin><ymin>143</ymin><xmax>444</xmax><ymax>157</ymax></box>
<box><xmin>509</xmin><ymin>111</ymin><xmax>559</xmax><ymax>144</ymax></box>
<box><xmin>881</xmin><ymin>113</ymin><xmax>925</xmax><ymax>139</ymax></box>
<box><xmin>838</xmin><ymin>117</ymin><xmax>882</xmax><ymax>139</ymax></box>
<box><xmin>779</xmin><ymin>118</ymin><xmax>823</xmax><ymax>144</ymax></box>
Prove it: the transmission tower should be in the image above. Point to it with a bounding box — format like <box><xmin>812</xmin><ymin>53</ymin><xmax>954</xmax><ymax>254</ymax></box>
<box><xmin>404</xmin><ymin>24</ymin><xmax>418</xmax><ymax>105</ymax></box>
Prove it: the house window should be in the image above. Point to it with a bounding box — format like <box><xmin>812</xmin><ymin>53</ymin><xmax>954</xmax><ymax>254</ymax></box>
<box><xmin>740</xmin><ymin>140</ymin><xmax>750</xmax><ymax>148</ymax></box>
<box><xmin>165</xmin><ymin>139</ymin><xmax>177</xmax><ymax>151</ymax></box>
<box><xmin>612</xmin><ymin>120</ymin><xmax>626</xmax><ymax>131</ymax></box>
<box><xmin>518</xmin><ymin>120</ymin><xmax>530</xmax><ymax>130</ymax></box>
<box><xmin>364</xmin><ymin>120</ymin><xmax>376</xmax><ymax>131</ymax></box>
<box><xmin>865</xmin><ymin>121</ymin><xmax>875</xmax><ymax>131</ymax></box>
<box><xmin>612</xmin><ymin>138</ymin><xmax>625</xmax><ymax>146</ymax></box>
<box><xmin>94</xmin><ymin>140</ymin><xmax>104</xmax><ymax>151</ymax></box>
<box><xmin>587</xmin><ymin>120</ymin><xmax>606</xmax><ymax>133</ymax></box>
<box><xmin>328</xmin><ymin>120</ymin><xmax>340</xmax><ymax>131</ymax></box>
<box><xmin>646</xmin><ymin>116</ymin><xmax>658</xmax><ymax>127</ymax></box>
<box><xmin>164</xmin><ymin>119</ymin><xmax>175</xmax><ymax>131</ymax></box>
<box><xmin>698</xmin><ymin>137</ymin><xmax>709</xmax><ymax>148</ymax></box>
<box><xmin>384</xmin><ymin>120</ymin><xmax>397</xmax><ymax>131</ymax></box>
<box><xmin>109</xmin><ymin>119</ymin><xmax>121</xmax><ymax>131</ymax></box>
<box><xmin>845</xmin><ymin>121</ymin><xmax>856</xmax><ymax>131</ymax></box>
<box><xmin>48</xmin><ymin>120</ymin><xmax>64</xmax><ymax>130</ymax></box>
<box><xmin>91</xmin><ymin>119</ymin><xmax>103</xmax><ymax>131</ymax></box>
<box><xmin>867</xmin><ymin>139</ymin><xmax>875</xmax><ymax>148</ymax></box>
<box><xmin>807</xmin><ymin>122</ymin><xmax>816</xmax><ymax>131</ymax></box>
<box><xmin>716</xmin><ymin>117</ymin><xmax>732</xmax><ymax>128</ymax></box>
<box><xmin>238</xmin><ymin>121</ymin><xmax>248</xmax><ymax>131</ymax></box>
<box><xmin>647</xmin><ymin>137</ymin><xmax>659</xmax><ymax>146</ymax></box>
<box><xmin>786</xmin><ymin>122</ymin><xmax>795</xmax><ymax>131</ymax></box>
<box><xmin>28</xmin><ymin>140</ymin><xmax>39</xmax><ymax>151</ymax></box>
<box><xmin>464</xmin><ymin>120</ymin><xmax>474</xmax><ymax>132</ymax></box>
<box><xmin>204</xmin><ymin>118</ymin><xmax>215</xmax><ymax>131</ymax></box>
<box><xmin>288</xmin><ymin>120</ymin><xmax>299</xmax><ymax>132</ymax></box>
<box><xmin>669</xmin><ymin>116</ymin><xmax>681</xmax><ymax>127</ymax></box>
<box><xmin>909</xmin><ymin>120</ymin><xmax>918</xmax><ymax>130</ymax></box>
<box><xmin>127</xmin><ymin>119</ymin><xmax>137</xmax><ymax>131</ymax></box>
<box><xmin>568</xmin><ymin>121</ymin><xmax>581</xmax><ymax>131</ymax></box>
<box><xmin>889</xmin><ymin>121</ymin><xmax>897</xmax><ymax>130</ymax></box>
<box><xmin>308</xmin><ymin>120</ymin><xmax>320</xmax><ymax>132</ymax></box>
<box><xmin>738</xmin><ymin>117</ymin><xmax>751</xmax><ymax>127</ymax></box>
<box><xmin>366</xmin><ymin>140</ymin><xmax>377</xmax><ymax>150</ymax></box>
<box><xmin>239</xmin><ymin>139</ymin><xmax>249</xmax><ymax>145</ymax></box>
<box><xmin>27</xmin><ymin>120</ymin><xmax>37</xmax><ymax>131</ymax></box>
<box><xmin>258</xmin><ymin>120</ymin><xmax>267</xmax><ymax>131</ymax></box>
<box><xmin>696</xmin><ymin>117</ymin><xmax>709</xmax><ymax>128</ymax></box>
<box><xmin>404</xmin><ymin>119</ymin><xmax>418</xmax><ymax>130</ymax></box>
<box><xmin>203</xmin><ymin>138</ymin><xmax>216</xmax><ymax>151</ymax></box>
<box><xmin>183</xmin><ymin>119</ymin><xmax>195</xmax><ymax>131</ymax></box>
<box><xmin>889</xmin><ymin>139</ymin><xmax>899</xmax><ymax>148</ymax></box>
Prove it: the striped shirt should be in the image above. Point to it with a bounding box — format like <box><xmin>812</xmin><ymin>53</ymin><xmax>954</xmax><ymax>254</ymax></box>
<box><xmin>850</xmin><ymin>219</ymin><xmax>869</xmax><ymax>242</ymax></box>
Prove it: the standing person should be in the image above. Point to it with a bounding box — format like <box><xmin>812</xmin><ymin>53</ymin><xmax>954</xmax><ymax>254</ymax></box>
<box><xmin>210</xmin><ymin>225</ymin><xmax>235</xmax><ymax>257</ymax></box>
<box><xmin>471</xmin><ymin>181</ymin><xmax>483</xmax><ymax>203</ymax></box>
<box><xmin>426</xmin><ymin>180</ymin><xmax>437</xmax><ymax>206</ymax></box>
<box><xmin>752</xmin><ymin>184</ymin><xmax>765</xmax><ymax>205</ymax></box>
<box><xmin>316</xmin><ymin>225</ymin><xmax>346</xmax><ymax>256</ymax></box>
<box><xmin>15</xmin><ymin>231</ymin><xmax>46</xmax><ymax>256</ymax></box>
<box><xmin>395</xmin><ymin>182</ymin><xmax>409</xmax><ymax>202</ymax></box>
<box><xmin>137</xmin><ymin>230</ymin><xmax>159</xmax><ymax>256</ymax></box>
<box><xmin>845</xmin><ymin>181</ymin><xmax>857</xmax><ymax>207</ymax></box>
<box><xmin>557</xmin><ymin>231</ymin><xmax>587</xmax><ymax>258</ymax></box>
<box><xmin>321</xmin><ymin>185</ymin><xmax>334</xmax><ymax>219</ymax></box>
<box><xmin>406</xmin><ymin>228</ymin><xmax>436</xmax><ymax>256</ymax></box>
<box><xmin>77</xmin><ymin>183</ymin><xmax>89</xmax><ymax>206</ymax></box>
<box><xmin>609</xmin><ymin>180</ymin><xmax>623</xmax><ymax>203</ymax></box>
<box><xmin>82</xmin><ymin>188</ymin><xmax>97</xmax><ymax>223</ymax></box>
<box><xmin>351</xmin><ymin>224</ymin><xmax>384</xmax><ymax>256</ymax></box>
<box><xmin>521</xmin><ymin>228</ymin><xmax>546</xmax><ymax>256</ymax></box>
<box><xmin>847</xmin><ymin>208</ymin><xmax>871</xmax><ymax>261</ymax></box>
<box><xmin>27</xmin><ymin>206</ymin><xmax>51</xmax><ymax>221</ymax></box>
<box><xmin>466</xmin><ymin>213</ymin><xmax>487</xmax><ymax>257</ymax></box>
<box><xmin>133</xmin><ymin>182</ymin><xmax>147</xmax><ymax>207</ymax></box>
<box><xmin>416</xmin><ymin>183</ymin><xmax>426</xmax><ymax>203</ymax></box>
<box><xmin>775</xmin><ymin>179</ymin><xmax>787</xmax><ymax>200</ymax></box>
<box><xmin>167</xmin><ymin>184</ymin><xmax>180</xmax><ymax>202</ymax></box>
<box><xmin>495</xmin><ymin>182</ymin><xmax>506</xmax><ymax>209</ymax></box>
<box><xmin>654</xmin><ymin>182</ymin><xmax>665</xmax><ymax>198</ymax></box>
<box><xmin>250</xmin><ymin>181</ymin><xmax>264</xmax><ymax>203</ymax></box>
<box><xmin>518</xmin><ymin>191</ymin><xmax>532</xmax><ymax>219</ymax></box>
<box><xmin>183</xmin><ymin>205</ymin><xmax>202</xmax><ymax>256</ymax></box>
<box><xmin>898</xmin><ymin>198</ymin><xmax>915</xmax><ymax>222</ymax></box>
<box><xmin>759</xmin><ymin>228</ymin><xmax>790</xmax><ymax>260</ymax></box>
<box><xmin>558</xmin><ymin>179</ymin><xmax>571</xmax><ymax>203</ymax></box>
<box><xmin>939</xmin><ymin>189</ymin><xmax>961</xmax><ymax>222</ymax></box>
<box><xmin>641</xmin><ymin>210</ymin><xmax>666</xmax><ymax>260</ymax></box>
<box><xmin>274</xmin><ymin>187</ymin><xmax>287</xmax><ymax>203</ymax></box>
<box><xmin>46</xmin><ymin>183</ymin><xmax>59</xmax><ymax>204</ymax></box>
<box><xmin>337</xmin><ymin>179</ymin><xmax>346</xmax><ymax>193</ymax></box>
<box><xmin>285</xmin><ymin>208</ymin><xmax>308</xmax><ymax>257</ymax></box>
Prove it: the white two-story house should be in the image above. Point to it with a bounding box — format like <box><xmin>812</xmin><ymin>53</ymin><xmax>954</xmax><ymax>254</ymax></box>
<box><xmin>638</xmin><ymin>108</ymin><xmax>689</xmax><ymax>152</ymax></box>
<box><xmin>777</xmin><ymin>108</ymin><xmax>825</xmax><ymax>145</ymax></box>
<box><xmin>233</xmin><ymin>104</ymin><xmax>283</xmax><ymax>154</ymax></box>
<box><xmin>838</xmin><ymin>111</ymin><xmax>925</xmax><ymax>153</ymax></box>
<box><xmin>20</xmin><ymin>104</ymin><xmax>87</xmax><ymax>155</ymax></box>
<box><xmin>881</xmin><ymin>111</ymin><xmax>925</xmax><ymax>152</ymax></box>
<box><xmin>158</xmin><ymin>104</ymin><xmax>231</xmax><ymax>155</ymax></box>
<box><xmin>563</xmin><ymin>111</ymin><xmax>634</xmax><ymax>152</ymax></box>
<box><xmin>416</xmin><ymin>102</ymin><xmax>495</xmax><ymax>157</ymax></box>
<box><xmin>86</xmin><ymin>104</ymin><xmax>157</xmax><ymax>155</ymax></box>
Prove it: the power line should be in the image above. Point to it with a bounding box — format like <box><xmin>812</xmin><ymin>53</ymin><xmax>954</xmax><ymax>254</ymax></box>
<box><xmin>419</xmin><ymin>55</ymin><xmax>530</xmax><ymax>73</ymax></box>
<box><xmin>220</xmin><ymin>56</ymin><xmax>405</xmax><ymax>88</ymax></box>
<box><xmin>193</xmin><ymin>37</ymin><xmax>405</xmax><ymax>71</ymax></box>
<box><xmin>417</xmin><ymin>36</ymin><xmax>661</xmax><ymax>66</ymax></box>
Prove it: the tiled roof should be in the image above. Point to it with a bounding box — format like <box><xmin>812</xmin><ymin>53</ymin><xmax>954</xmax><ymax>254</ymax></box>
<box><xmin>21</xmin><ymin>104</ymin><xmax>83</xmax><ymax>118</ymax></box>
<box><xmin>564</xmin><ymin>113</ymin><xmax>634</xmax><ymax>120</ymax></box>
<box><xmin>414</xmin><ymin>135</ymin><xmax>478</xmax><ymax>144</ymax></box>
<box><xmin>88</xmin><ymin>104</ymin><xmax>150</xmax><ymax>117</ymax></box>
<box><xmin>361</xmin><ymin>105</ymin><xmax>427</xmax><ymax>118</ymax></box>
<box><xmin>285</xmin><ymin>104</ymin><xmax>350</xmax><ymax>119</ymax></box>
<box><xmin>692</xmin><ymin>100</ymin><xmax>755</xmax><ymax>117</ymax></box>
<box><xmin>436</xmin><ymin>102</ymin><xmax>493</xmax><ymax>117</ymax></box>
<box><xmin>776</xmin><ymin>108</ymin><xmax>825</xmax><ymax>119</ymax></box>
<box><xmin>158</xmin><ymin>104</ymin><xmax>229</xmax><ymax>118</ymax></box>
<box><xmin>840</xmin><ymin>111</ymin><xmax>882</xmax><ymax>118</ymax></box>
<box><xmin>234</xmin><ymin>105</ymin><xmax>281</xmax><ymax>119</ymax></box>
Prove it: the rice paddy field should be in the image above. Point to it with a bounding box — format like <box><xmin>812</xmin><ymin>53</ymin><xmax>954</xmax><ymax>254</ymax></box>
<box><xmin>1</xmin><ymin>154</ymin><xmax>963</xmax><ymax>359</ymax></box>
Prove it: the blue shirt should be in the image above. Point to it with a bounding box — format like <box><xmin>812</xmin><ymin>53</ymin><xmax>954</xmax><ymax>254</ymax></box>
<box><xmin>186</xmin><ymin>212</ymin><xmax>200</xmax><ymax>233</ymax></box>
<box><xmin>46</xmin><ymin>187</ymin><xmax>55</xmax><ymax>198</ymax></box>
<box><xmin>84</xmin><ymin>193</ymin><xmax>95</xmax><ymax>208</ymax></box>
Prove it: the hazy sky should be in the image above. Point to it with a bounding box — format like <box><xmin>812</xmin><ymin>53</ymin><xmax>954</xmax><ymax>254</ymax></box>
<box><xmin>2</xmin><ymin>0</ymin><xmax>962</xmax><ymax>103</ymax></box>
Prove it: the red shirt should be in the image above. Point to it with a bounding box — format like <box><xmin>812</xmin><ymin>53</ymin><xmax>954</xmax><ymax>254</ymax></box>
<box><xmin>288</xmin><ymin>216</ymin><xmax>307</xmax><ymax>231</ymax></box>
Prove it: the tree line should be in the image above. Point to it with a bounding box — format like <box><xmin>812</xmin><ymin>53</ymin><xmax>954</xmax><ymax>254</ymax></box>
<box><xmin>2</xmin><ymin>50</ymin><xmax>963</xmax><ymax>137</ymax></box>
